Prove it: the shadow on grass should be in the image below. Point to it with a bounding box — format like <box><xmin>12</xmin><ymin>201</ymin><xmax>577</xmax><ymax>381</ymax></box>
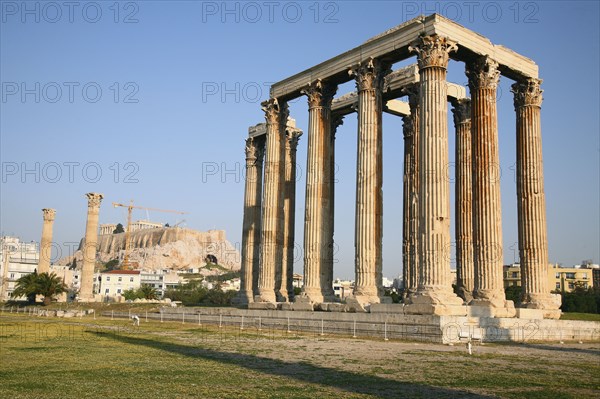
<box><xmin>516</xmin><ymin>343</ymin><xmax>600</xmax><ymax>356</ymax></box>
<box><xmin>93</xmin><ymin>331</ymin><xmax>494</xmax><ymax>398</ymax></box>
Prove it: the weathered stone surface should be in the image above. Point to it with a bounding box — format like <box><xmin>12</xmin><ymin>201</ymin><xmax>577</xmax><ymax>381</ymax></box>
<box><xmin>292</xmin><ymin>302</ymin><xmax>314</xmax><ymax>312</ymax></box>
<box><xmin>370</xmin><ymin>304</ymin><xmax>405</xmax><ymax>314</ymax></box>
<box><xmin>278</xmin><ymin>303</ymin><xmax>293</xmax><ymax>311</ymax></box>
<box><xmin>248</xmin><ymin>302</ymin><xmax>277</xmax><ymax>310</ymax></box>
<box><xmin>38</xmin><ymin>208</ymin><xmax>56</xmax><ymax>274</ymax></box>
<box><xmin>326</xmin><ymin>303</ymin><xmax>347</xmax><ymax>312</ymax></box>
<box><xmin>344</xmin><ymin>296</ymin><xmax>367</xmax><ymax>313</ymax></box>
<box><xmin>79</xmin><ymin>193</ymin><xmax>103</xmax><ymax>301</ymax></box>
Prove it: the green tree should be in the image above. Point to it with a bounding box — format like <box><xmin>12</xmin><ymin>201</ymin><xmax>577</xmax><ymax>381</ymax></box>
<box><xmin>123</xmin><ymin>288</ymin><xmax>141</xmax><ymax>301</ymax></box>
<box><xmin>113</xmin><ymin>223</ymin><xmax>125</xmax><ymax>234</ymax></box>
<box><xmin>138</xmin><ymin>285</ymin><xmax>158</xmax><ymax>300</ymax></box>
<box><xmin>505</xmin><ymin>285</ymin><xmax>522</xmax><ymax>305</ymax></box>
<box><xmin>104</xmin><ymin>259</ymin><xmax>120</xmax><ymax>271</ymax></box>
<box><xmin>36</xmin><ymin>272</ymin><xmax>68</xmax><ymax>306</ymax></box>
<box><xmin>11</xmin><ymin>271</ymin><xmax>39</xmax><ymax>304</ymax></box>
<box><xmin>11</xmin><ymin>272</ymin><xmax>67</xmax><ymax>306</ymax></box>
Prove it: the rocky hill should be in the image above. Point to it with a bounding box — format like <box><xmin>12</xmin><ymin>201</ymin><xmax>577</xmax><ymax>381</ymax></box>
<box><xmin>57</xmin><ymin>228</ymin><xmax>240</xmax><ymax>273</ymax></box>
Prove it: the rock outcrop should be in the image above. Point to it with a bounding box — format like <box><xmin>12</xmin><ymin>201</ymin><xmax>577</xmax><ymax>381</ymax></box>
<box><xmin>58</xmin><ymin>228</ymin><xmax>240</xmax><ymax>272</ymax></box>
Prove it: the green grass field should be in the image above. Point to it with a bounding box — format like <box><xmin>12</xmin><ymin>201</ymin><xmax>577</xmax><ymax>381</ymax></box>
<box><xmin>1</xmin><ymin>313</ymin><xmax>599</xmax><ymax>399</ymax></box>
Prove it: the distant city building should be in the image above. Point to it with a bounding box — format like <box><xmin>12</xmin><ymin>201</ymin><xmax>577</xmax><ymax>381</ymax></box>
<box><xmin>503</xmin><ymin>263</ymin><xmax>595</xmax><ymax>292</ymax></box>
<box><xmin>98</xmin><ymin>270</ymin><xmax>141</xmax><ymax>299</ymax></box>
<box><xmin>333</xmin><ymin>279</ymin><xmax>354</xmax><ymax>299</ymax></box>
<box><xmin>0</xmin><ymin>236</ymin><xmax>39</xmax><ymax>300</ymax></box>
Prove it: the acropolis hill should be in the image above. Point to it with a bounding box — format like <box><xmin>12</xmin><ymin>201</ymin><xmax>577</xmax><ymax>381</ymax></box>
<box><xmin>57</xmin><ymin>227</ymin><xmax>241</xmax><ymax>273</ymax></box>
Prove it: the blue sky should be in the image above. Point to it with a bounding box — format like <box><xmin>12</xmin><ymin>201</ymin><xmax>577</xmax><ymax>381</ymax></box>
<box><xmin>1</xmin><ymin>0</ymin><xmax>598</xmax><ymax>279</ymax></box>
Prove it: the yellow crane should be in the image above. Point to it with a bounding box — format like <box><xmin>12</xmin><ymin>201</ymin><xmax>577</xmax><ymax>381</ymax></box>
<box><xmin>112</xmin><ymin>200</ymin><xmax>187</xmax><ymax>269</ymax></box>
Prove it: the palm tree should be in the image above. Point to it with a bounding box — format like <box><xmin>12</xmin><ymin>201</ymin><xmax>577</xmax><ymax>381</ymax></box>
<box><xmin>36</xmin><ymin>272</ymin><xmax>67</xmax><ymax>306</ymax></box>
<box><xmin>139</xmin><ymin>284</ymin><xmax>158</xmax><ymax>300</ymax></box>
<box><xmin>11</xmin><ymin>271</ymin><xmax>39</xmax><ymax>304</ymax></box>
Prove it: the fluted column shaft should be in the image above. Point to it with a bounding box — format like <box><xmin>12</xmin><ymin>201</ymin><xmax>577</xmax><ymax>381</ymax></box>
<box><xmin>513</xmin><ymin>79</ymin><xmax>559</xmax><ymax>312</ymax></box>
<box><xmin>257</xmin><ymin>99</ymin><xmax>288</xmax><ymax>303</ymax></box>
<box><xmin>302</xmin><ymin>80</ymin><xmax>336</xmax><ymax>303</ymax></box>
<box><xmin>411</xmin><ymin>36</ymin><xmax>456</xmax><ymax>293</ymax></box>
<box><xmin>38</xmin><ymin>208</ymin><xmax>56</xmax><ymax>274</ymax></box>
<box><xmin>467</xmin><ymin>57</ymin><xmax>507</xmax><ymax>305</ymax></box>
<box><xmin>452</xmin><ymin>99</ymin><xmax>474</xmax><ymax>301</ymax></box>
<box><xmin>280</xmin><ymin>128</ymin><xmax>302</xmax><ymax>302</ymax></box>
<box><xmin>402</xmin><ymin>86</ymin><xmax>420</xmax><ymax>298</ymax></box>
<box><xmin>236</xmin><ymin>136</ymin><xmax>265</xmax><ymax>305</ymax></box>
<box><xmin>80</xmin><ymin>193</ymin><xmax>103</xmax><ymax>301</ymax></box>
<box><xmin>351</xmin><ymin>59</ymin><xmax>388</xmax><ymax>303</ymax></box>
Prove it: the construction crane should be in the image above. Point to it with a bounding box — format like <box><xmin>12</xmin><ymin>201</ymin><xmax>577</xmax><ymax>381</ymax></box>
<box><xmin>112</xmin><ymin>200</ymin><xmax>187</xmax><ymax>269</ymax></box>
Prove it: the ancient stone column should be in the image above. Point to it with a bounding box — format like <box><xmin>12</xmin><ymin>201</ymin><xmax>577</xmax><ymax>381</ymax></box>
<box><xmin>328</xmin><ymin>114</ymin><xmax>344</xmax><ymax>300</ymax></box>
<box><xmin>256</xmin><ymin>99</ymin><xmax>288</xmax><ymax>304</ymax></box>
<box><xmin>402</xmin><ymin>84</ymin><xmax>420</xmax><ymax>300</ymax></box>
<box><xmin>512</xmin><ymin>78</ymin><xmax>561</xmax><ymax>318</ymax></box>
<box><xmin>405</xmin><ymin>35</ymin><xmax>464</xmax><ymax>315</ymax></box>
<box><xmin>451</xmin><ymin>98</ymin><xmax>474</xmax><ymax>302</ymax></box>
<box><xmin>350</xmin><ymin>58</ymin><xmax>389</xmax><ymax>305</ymax></box>
<box><xmin>301</xmin><ymin>80</ymin><xmax>337</xmax><ymax>303</ymax></box>
<box><xmin>38</xmin><ymin>208</ymin><xmax>56</xmax><ymax>274</ymax></box>
<box><xmin>467</xmin><ymin>56</ymin><xmax>514</xmax><ymax>316</ymax></box>
<box><xmin>234</xmin><ymin>135</ymin><xmax>265</xmax><ymax>306</ymax></box>
<box><xmin>279</xmin><ymin>126</ymin><xmax>302</xmax><ymax>302</ymax></box>
<box><xmin>79</xmin><ymin>193</ymin><xmax>103</xmax><ymax>301</ymax></box>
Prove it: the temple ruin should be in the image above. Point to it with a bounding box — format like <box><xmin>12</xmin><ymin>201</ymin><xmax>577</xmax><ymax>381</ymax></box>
<box><xmin>236</xmin><ymin>14</ymin><xmax>561</xmax><ymax>319</ymax></box>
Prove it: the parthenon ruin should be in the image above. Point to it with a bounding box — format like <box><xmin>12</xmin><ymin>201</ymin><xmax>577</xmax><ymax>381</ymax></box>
<box><xmin>236</xmin><ymin>14</ymin><xmax>561</xmax><ymax>319</ymax></box>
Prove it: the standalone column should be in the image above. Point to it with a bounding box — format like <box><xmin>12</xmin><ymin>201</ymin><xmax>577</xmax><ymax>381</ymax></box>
<box><xmin>402</xmin><ymin>84</ymin><xmax>420</xmax><ymax>300</ymax></box>
<box><xmin>467</xmin><ymin>56</ymin><xmax>514</xmax><ymax>316</ymax></box>
<box><xmin>406</xmin><ymin>35</ymin><xmax>465</xmax><ymax>315</ymax></box>
<box><xmin>350</xmin><ymin>58</ymin><xmax>388</xmax><ymax>305</ymax></box>
<box><xmin>256</xmin><ymin>99</ymin><xmax>288</xmax><ymax>304</ymax></box>
<box><xmin>451</xmin><ymin>98</ymin><xmax>474</xmax><ymax>302</ymax></box>
<box><xmin>79</xmin><ymin>193</ymin><xmax>103</xmax><ymax>301</ymax></box>
<box><xmin>301</xmin><ymin>80</ymin><xmax>337</xmax><ymax>303</ymax></box>
<box><xmin>512</xmin><ymin>78</ymin><xmax>561</xmax><ymax>318</ymax></box>
<box><xmin>38</xmin><ymin>208</ymin><xmax>56</xmax><ymax>274</ymax></box>
<box><xmin>234</xmin><ymin>135</ymin><xmax>265</xmax><ymax>306</ymax></box>
<box><xmin>279</xmin><ymin>126</ymin><xmax>302</xmax><ymax>302</ymax></box>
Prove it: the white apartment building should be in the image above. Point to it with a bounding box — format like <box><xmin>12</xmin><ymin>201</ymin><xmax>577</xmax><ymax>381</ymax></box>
<box><xmin>98</xmin><ymin>270</ymin><xmax>141</xmax><ymax>299</ymax></box>
<box><xmin>0</xmin><ymin>236</ymin><xmax>39</xmax><ymax>300</ymax></box>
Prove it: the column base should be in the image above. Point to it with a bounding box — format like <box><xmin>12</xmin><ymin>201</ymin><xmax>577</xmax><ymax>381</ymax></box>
<box><xmin>468</xmin><ymin>299</ymin><xmax>516</xmax><ymax>318</ymax></box>
<box><xmin>299</xmin><ymin>288</ymin><xmax>324</xmax><ymax>304</ymax></box>
<box><xmin>404</xmin><ymin>289</ymin><xmax>467</xmax><ymax>316</ymax></box>
<box><xmin>232</xmin><ymin>290</ymin><xmax>254</xmax><ymax>307</ymax></box>
<box><xmin>456</xmin><ymin>286</ymin><xmax>474</xmax><ymax>303</ymax></box>
<box><xmin>351</xmin><ymin>294</ymin><xmax>381</xmax><ymax>307</ymax></box>
<box><xmin>275</xmin><ymin>291</ymin><xmax>289</xmax><ymax>303</ymax></box>
<box><xmin>254</xmin><ymin>291</ymin><xmax>276</xmax><ymax>304</ymax></box>
<box><xmin>520</xmin><ymin>293</ymin><xmax>562</xmax><ymax>319</ymax></box>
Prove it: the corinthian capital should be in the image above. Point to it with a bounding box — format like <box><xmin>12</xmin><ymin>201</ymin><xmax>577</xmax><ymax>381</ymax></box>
<box><xmin>402</xmin><ymin>115</ymin><xmax>415</xmax><ymax>139</ymax></box>
<box><xmin>349</xmin><ymin>58</ymin><xmax>391</xmax><ymax>92</ymax></box>
<box><xmin>285</xmin><ymin>127</ymin><xmax>303</xmax><ymax>152</ymax></box>
<box><xmin>409</xmin><ymin>35</ymin><xmax>457</xmax><ymax>70</ymax></box>
<box><xmin>466</xmin><ymin>56</ymin><xmax>501</xmax><ymax>91</ymax></box>
<box><xmin>86</xmin><ymin>193</ymin><xmax>103</xmax><ymax>209</ymax></box>
<box><xmin>261</xmin><ymin>98</ymin><xmax>288</xmax><ymax>126</ymax></box>
<box><xmin>245</xmin><ymin>137</ymin><xmax>264</xmax><ymax>163</ymax></box>
<box><xmin>301</xmin><ymin>79</ymin><xmax>337</xmax><ymax>110</ymax></box>
<box><xmin>511</xmin><ymin>78</ymin><xmax>543</xmax><ymax>109</ymax></box>
<box><xmin>42</xmin><ymin>208</ymin><xmax>56</xmax><ymax>222</ymax></box>
<box><xmin>450</xmin><ymin>98</ymin><xmax>471</xmax><ymax>126</ymax></box>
